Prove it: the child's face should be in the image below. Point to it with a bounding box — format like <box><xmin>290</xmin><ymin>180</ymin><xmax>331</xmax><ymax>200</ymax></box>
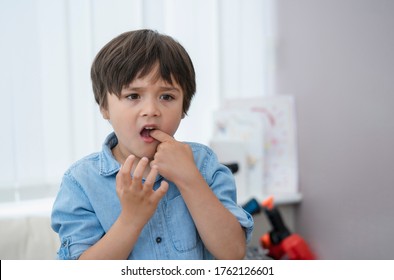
<box><xmin>101</xmin><ymin>67</ymin><xmax>184</xmax><ymax>162</ymax></box>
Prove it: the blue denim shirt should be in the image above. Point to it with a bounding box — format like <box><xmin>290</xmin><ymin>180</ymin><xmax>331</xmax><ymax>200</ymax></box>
<box><xmin>51</xmin><ymin>132</ymin><xmax>254</xmax><ymax>259</ymax></box>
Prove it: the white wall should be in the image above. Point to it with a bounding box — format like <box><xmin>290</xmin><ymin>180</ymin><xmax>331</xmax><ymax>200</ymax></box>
<box><xmin>0</xmin><ymin>0</ymin><xmax>275</xmax><ymax>202</ymax></box>
<box><xmin>276</xmin><ymin>0</ymin><xmax>394</xmax><ymax>259</ymax></box>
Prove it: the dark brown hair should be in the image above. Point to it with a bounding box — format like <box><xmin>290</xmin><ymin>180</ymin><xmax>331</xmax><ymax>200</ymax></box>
<box><xmin>91</xmin><ymin>29</ymin><xmax>196</xmax><ymax>115</ymax></box>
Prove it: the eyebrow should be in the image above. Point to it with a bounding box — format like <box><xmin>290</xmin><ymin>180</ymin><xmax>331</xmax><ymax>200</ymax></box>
<box><xmin>124</xmin><ymin>86</ymin><xmax>181</xmax><ymax>92</ymax></box>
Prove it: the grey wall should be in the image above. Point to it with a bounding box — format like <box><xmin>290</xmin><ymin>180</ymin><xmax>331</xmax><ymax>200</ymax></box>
<box><xmin>276</xmin><ymin>0</ymin><xmax>394</xmax><ymax>259</ymax></box>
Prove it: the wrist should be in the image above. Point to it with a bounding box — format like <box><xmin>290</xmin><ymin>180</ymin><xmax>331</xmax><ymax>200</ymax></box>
<box><xmin>117</xmin><ymin>211</ymin><xmax>144</xmax><ymax>234</ymax></box>
<box><xmin>175</xmin><ymin>167</ymin><xmax>206</xmax><ymax>192</ymax></box>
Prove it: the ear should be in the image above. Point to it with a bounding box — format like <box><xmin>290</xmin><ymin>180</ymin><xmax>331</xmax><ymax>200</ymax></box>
<box><xmin>100</xmin><ymin>106</ymin><xmax>110</xmax><ymax>120</ymax></box>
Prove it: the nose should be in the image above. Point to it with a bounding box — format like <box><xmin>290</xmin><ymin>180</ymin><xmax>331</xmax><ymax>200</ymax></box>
<box><xmin>140</xmin><ymin>98</ymin><xmax>160</xmax><ymax>117</ymax></box>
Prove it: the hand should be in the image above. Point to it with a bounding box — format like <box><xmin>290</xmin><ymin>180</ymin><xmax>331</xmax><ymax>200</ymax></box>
<box><xmin>150</xmin><ymin>130</ymin><xmax>246</xmax><ymax>259</ymax></box>
<box><xmin>150</xmin><ymin>129</ymin><xmax>200</xmax><ymax>186</ymax></box>
<box><xmin>116</xmin><ymin>155</ymin><xmax>168</xmax><ymax>229</ymax></box>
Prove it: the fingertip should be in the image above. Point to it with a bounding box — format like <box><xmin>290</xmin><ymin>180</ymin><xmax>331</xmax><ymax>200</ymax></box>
<box><xmin>150</xmin><ymin>163</ymin><xmax>158</xmax><ymax>170</ymax></box>
<box><xmin>121</xmin><ymin>154</ymin><xmax>135</xmax><ymax>172</ymax></box>
<box><xmin>127</xmin><ymin>154</ymin><xmax>136</xmax><ymax>160</ymax></box>
<box><xmin>124</xmin><ymin>154</ymin><xmax>135</xmax><ymax>165</ymax></box>
<box><xmin>150</xmin><ymin>129</ymin><xmax>174</xmax><ymax>142</ymax></box>
<box><xmin>151</xmin><ymin>180</ymin><xmax>168</xmax><ymax>201</ymax></box>
<box><xmin>158</xmin><ymin>180</ymin><xmax>168</xmax><ymax>191</ymax></box>
<box><xmin>150</xmin><ymin>129</ymin><xmax>160</xmax><ymax>135</ymax></box>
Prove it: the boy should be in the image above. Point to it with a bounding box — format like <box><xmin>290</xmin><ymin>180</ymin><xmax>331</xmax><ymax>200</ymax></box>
<box><xmin>51</xmin><ymin>29</ymin><xmax>253</xmax><ymax>260</ymax></box>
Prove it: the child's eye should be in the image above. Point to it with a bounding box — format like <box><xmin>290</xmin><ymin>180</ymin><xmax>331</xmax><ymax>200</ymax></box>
<box><xmin>160</xmin><ymin>94</ymin><xmax>174</xmax><ymax>101</ymax></box>
<box><xmin>126</xmin><ymin>93</ymin><xmax>140</xmax><ymax>100</ymax></box>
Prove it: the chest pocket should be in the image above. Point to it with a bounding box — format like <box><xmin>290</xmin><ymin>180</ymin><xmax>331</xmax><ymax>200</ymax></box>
<box><xmin>166</xmin><ymin>195</ymin><xmax>199</xmax><ymax>252</ymax></box>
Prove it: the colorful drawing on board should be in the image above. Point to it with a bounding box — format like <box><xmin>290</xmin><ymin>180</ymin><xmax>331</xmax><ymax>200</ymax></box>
<box><xmin>212</xmin><ymin>96</ymin><xmax>298</xmax><ymax>196</ymax></box>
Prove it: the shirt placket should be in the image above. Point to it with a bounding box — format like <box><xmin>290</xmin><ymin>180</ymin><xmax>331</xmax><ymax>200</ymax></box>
<box><xmin>149</xmin><ymin>200</ymin><xmax>170</xmax><ymax>259</ymax></box>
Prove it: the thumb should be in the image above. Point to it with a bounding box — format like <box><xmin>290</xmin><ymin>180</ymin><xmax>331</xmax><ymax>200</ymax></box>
<box><xmin>152</xmin><ymin>180</ymin><xmax>169</xmax><ymax>201</ymax></box>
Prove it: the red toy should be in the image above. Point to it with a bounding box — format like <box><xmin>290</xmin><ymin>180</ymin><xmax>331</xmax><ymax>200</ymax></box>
<box><xmin>260</xmin><ymin>196</ymin><xmax>315</xmax><ymax>260</ymax></box>
<box><xmin>243</xmin><ymin>196</ymin><xmax>315</xmax><ymax>260</ymax></box>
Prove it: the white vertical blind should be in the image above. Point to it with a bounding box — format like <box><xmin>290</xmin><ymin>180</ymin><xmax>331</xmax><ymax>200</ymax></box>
<box><xmin>0</xmin><ymin>0</ymin><xmax>276</xmax><ymax>202</ymax></box>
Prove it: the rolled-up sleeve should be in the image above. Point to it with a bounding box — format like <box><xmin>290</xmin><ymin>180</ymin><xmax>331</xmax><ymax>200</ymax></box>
<box><xmin>51</xmin><ymin>172</ymin><xmax>104</xmax><ymax>260</ymax></box>
<box><xmin>201</xmin><ymin>147</ymin><xmax>254</xmax><ymax>243</ymax></box>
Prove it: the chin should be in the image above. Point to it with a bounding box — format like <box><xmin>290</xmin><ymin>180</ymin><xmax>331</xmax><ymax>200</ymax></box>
<box><xmin>140</xmin><ymin>149</ymin><xmax>157</xmax><ymax>160</ymax></box>
<box><xmin>144</xmin><ymin>153</ymin><xmax>155</xmax><ymax>160</ymax></box>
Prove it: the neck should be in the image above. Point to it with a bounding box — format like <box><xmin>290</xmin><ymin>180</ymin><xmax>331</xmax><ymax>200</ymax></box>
<box><xmin>112</xmin><ymin>145</ymin><xmax>152</xmax><ymax>178</ymax></box>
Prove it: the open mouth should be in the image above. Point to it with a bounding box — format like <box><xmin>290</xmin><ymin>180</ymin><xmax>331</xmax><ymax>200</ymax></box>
<box><xmin>140</xmin><ymin>126</ymin><xmax>156</xmax><ymax>139</ymax></box>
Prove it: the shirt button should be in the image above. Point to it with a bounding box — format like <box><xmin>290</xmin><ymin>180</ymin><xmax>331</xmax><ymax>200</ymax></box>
<box><xmin>156</xmin><ymin>237</ymin><xmax>162</xmax><ymax>244</ymax></box>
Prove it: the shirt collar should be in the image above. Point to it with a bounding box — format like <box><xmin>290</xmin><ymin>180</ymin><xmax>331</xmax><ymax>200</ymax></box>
<box><xmin>99</xmin><ymin>132</ymin><xmax>121</xmax><ymax>176</ymax></box>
